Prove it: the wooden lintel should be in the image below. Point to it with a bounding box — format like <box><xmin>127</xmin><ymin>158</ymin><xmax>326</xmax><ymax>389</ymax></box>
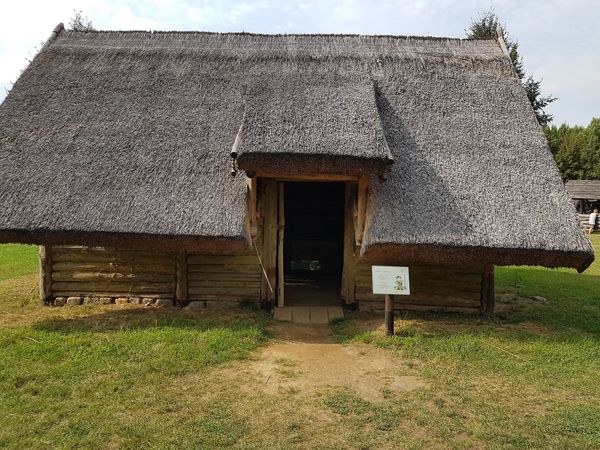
<box><xmin>39</xmin><ymin>245</ymin><xmax>53</xmax><ymax>304</ymax></box>
<box><xmin>256</xmin><ymin>172</ymin><xmax>359</xmax><ymax>182</ymax></box>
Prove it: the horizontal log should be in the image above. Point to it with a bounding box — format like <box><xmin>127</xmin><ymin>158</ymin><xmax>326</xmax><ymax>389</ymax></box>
<box><xmin>356</xmin><ymin>274</ymin><xmax>481</xmax><ymax>289</ymax></box>
<box><xmin>53</xmin><ymin>246</ymin><xmax>172</xmax><ymax>258</ymax></box>
<box><xmin>187</xmin><ymin>255</ymin><xmax>259</xmax><ymax>265</ymax></box>
<box><xmin>53</xmin><ymin>252</ymin><xmax>175</xmax><ymax>265</ymax></box>
<box><xmin>355</xmin><ymin>265</ymin><xmax>483</xmax><ymax>278</ymax></box>
<box><xmin>188</xmin><ymin>280</ymin><xmax>260</xmax><ymax>292</ymax></box>
<box><xmin>53</xmin><ymin>291</ymin><xmax>174</xmax><ymax>299</ymax></box>
<box><xmin>356</xmin><ymin>283</ymin><xmax>481</xmax><ymax>297</ymax></box>
<box><xmin>52</xmin><ymin>261</ymin><xmax>175</xmax><ymax>273</ymax></box>
<box><xmin>355</xmin><ymin>293</ymin><xmax>480</xmax><ymax>308</ymax></box>
<box><xmin>187</xmin><ymin>273</ymin><xmax>260</xmax><ymax>282</ymax></box>
<box><xmin>188</xmin><ymin>294</ymin><xmax>260</xmax><ymax>301</ymax></box>
<box><xmin>188</xmin><ymin>286</ymin><xmax>260</xmax><ymax>295</ymax></box>
<box><xmin>359</xmin><ymin>301</ymin><xmax>479</xmax><ymax>313</ymax></box>
<box><xmin>187</xmin><ymin>264</ymin><xmax>261</xmax><ymax>274</ymax></box>
<box><xmin>52</xmin><ymin>281</ymin><xmax>174</xmax><ymax>293</ymax></box>
<box><xmin>52</xmin><ymin>271</ymin><xmax>175</xmax><ymax>283</ymax></box>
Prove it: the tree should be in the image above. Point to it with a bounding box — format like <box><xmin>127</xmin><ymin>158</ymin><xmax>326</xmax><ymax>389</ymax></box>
<box><xmin>466</xmin><ymin>10</ymin><xmax>556</xmax><ymax>126</ymax></box>
<box><xmin>545</xmin><ymin>119</ymin><xmax>600</xmax><ymax>180</ymax></box>
<box><xmin>68</xmin><ymin>10</ymin><xmax>95</xmax><ymax>32</ymax></box>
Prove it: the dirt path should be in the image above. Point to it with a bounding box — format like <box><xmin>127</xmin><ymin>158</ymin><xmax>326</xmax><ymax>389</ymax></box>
<box><xmin>234</xmin><ymin>322</ymin><xmax>425</xmax><ymax>403</ymax></box>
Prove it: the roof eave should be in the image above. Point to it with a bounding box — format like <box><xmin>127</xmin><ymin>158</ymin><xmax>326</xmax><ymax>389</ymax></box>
<box><xmin>0</xmin><ymin>230</ymin><xmax>252</xmax><ymax>254</ymax></box>
<box><xmin>360</xmin><ymin>243</ymin><xmax>595</xmax><ymax>273</ymax></box>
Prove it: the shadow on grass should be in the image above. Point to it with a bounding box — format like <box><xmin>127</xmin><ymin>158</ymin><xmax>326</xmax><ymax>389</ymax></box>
<box><xmin>32</xmin><ymin>306</ymin><xmax>272</xmax><ymax>335</ymax></box>
<box><xmin>495</xmin><ymin>266</ymin><xmax>600</xmax><ymax>337</ymax></box>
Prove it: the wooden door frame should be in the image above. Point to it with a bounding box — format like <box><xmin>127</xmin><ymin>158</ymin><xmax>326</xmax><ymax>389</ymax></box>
<box><xmin>270</xmin><ymin>178</ymin><xmax>360</xmax><ymax>308</ymax></box>
<box><xmin>277</xmin><ymin>182</ymin><xmax>285</xmax><ymax>307</ymax></box>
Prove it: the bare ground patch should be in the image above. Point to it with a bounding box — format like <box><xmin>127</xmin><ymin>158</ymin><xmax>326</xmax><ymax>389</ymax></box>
<box><xmin>221</xmin><ymin>322</ymin><xmax>426</xmax><ymax>403</ymax></box>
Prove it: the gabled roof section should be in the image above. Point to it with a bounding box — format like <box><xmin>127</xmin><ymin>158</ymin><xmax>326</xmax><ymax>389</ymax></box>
<box><xmin>565</xmin><ymin>180</ymin><xmax>600</xmax><ymax>200</ymax></box>
<box><xmin>236</xmin><ymin>74</ymin><xmax>392</xmax><ymax>177</ymax></box>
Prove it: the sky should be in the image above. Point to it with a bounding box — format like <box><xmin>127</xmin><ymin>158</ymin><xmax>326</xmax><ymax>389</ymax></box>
<box><xmin>0</xmin><ymin>0</ymin><xmax>598</xmax><ymax>126</ymax></box>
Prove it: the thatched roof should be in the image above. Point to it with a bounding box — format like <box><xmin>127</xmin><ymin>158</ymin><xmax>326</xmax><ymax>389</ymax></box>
<box><xmin>0</xmin><ymin>26</ymin><xmax>593</xmax><ymax>268</ymax></box>
<box><xmin>565</xmin><ymin>180</ymin><xmax>600</xmax><ymax>200</ymax></box>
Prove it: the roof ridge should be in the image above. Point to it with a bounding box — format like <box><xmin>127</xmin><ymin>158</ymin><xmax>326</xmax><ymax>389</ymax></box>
<box><xmin>59</xmin><ymin>29</ymin><xmax>497</xmax><ymax>43</ymax></box>
<box><xmin>42</xmin><ymin>23</ymin><xmax>65</xmax><ymax>49</ymax></box>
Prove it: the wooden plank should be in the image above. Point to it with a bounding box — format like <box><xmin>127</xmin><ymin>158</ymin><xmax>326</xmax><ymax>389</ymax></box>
<box><xmin>176</xmin><ymin>253</ymin><xmax>188</xmax><ymax>306</ymax></box>
<box><xmin>52</xmin><ymin>247</ymin><xmax>174</xmax><ymax>259</ymax></box>
<box><xmin>188</xmin><ymin>280</ymin><xmax>261</xmax><ymax>288</ymax></box>
<box><xmin>52</xmin><ymin>252</ymin><xmax>175</xmax><ymax>265</ymax></box>
<box><xmin>277</xmin><ymin>182</ymin><xmax>285</xmax><ymax>307</ymax></box>
<box><xmin>187</xmin><ymin>264</ymin><xmax>261</xmax><ymax>274</ymax></box>
<box><xmin>188</xmin><ymin>294</ymin><xmax>260</xmax><ymax>302</ymax></box>
<box><xmin>39</xmin><ymin>245</ymin><xmax>52</xmax><ymax>304</ymax></box>
<box><xmin>53</xmin><ymin>292</ymin><xmax>173</xmax><ymax>299</ymax></box>
<box><xmin>355</xmin><ymin>293</ymin><xmax>481</xmax><ymax>308</ymax></box>
<box><xmin>342</xmin><ymin>183</ymin><xmax>356</xmax><ymax>304</ymax></box>
<box><xmin>188</xmin><ymin>287</ymin><xmax>260</xmax><ymax>295</ymax></box>
<box><xmin>52</xmin><ymin>281</ymin><xmax>174</xmax><ymax>293</ymax></box>
<box><xmin>186</xmin><ymin>255</ymin><xmax>259</xmax><ymax>265</ymax></box>
<box><xmin>51</xmin><ymin>272</ymin><xmax>175</xmax><ymax>282</ymax></box>
<box><xmin>255</xmin><ymin>173</ymin><xmax>359</xmax><ymax>182</ymax></box>
<box><xmin>359</xmin><ymin>301</ymin><xmax>479</xmax><ymax>314</ymax></box>
<box><xmin>52</xmin><ymin>261</ymin><xmax>174</xmax><ymax>273</ymax></box>
<box><xmin>355</xmin><ymin>264</ymin><xmax>483</xmax><ymax>277</ymax></box>
<box><xmin>187</xmin><ymin>272</ymin><xmax>260</xmax><ymax>282</ymax></box>
<box><xmin>480</xmin><ymin>264</ymin><xmax>495</xmax><ymax>314</ymax></box>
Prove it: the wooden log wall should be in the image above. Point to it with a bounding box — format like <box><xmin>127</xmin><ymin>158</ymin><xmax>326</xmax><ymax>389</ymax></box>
<box><xmin>354</xmin><ymin>261</ymin><xmax>484</xmax><ymax>312</ymax></box>
<box><xmin>187</xmin><ymin>255</ymin><xmax>262</xmax><ymax>302</ymax></box>
<box><xmin>50</xmin><ymin>246</ymin><xmax>176</xmax><ymax>299</ymax></box>
<box><xmin>48</xmin><ymin>246</ymin><xmax>263</xmax><ymax>304</ymax></box>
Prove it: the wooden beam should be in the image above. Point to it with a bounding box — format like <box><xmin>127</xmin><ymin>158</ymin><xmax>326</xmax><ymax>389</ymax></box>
<box><xmin>260</xmin><ymin>179</ymin><xmax>278</xmax><ymax>303</ymax></box>
<box><xmin>385</xmin><ymin>294</ymin><xmax>394</xmax><ymax>336</ymax></box>
<box><xmin>247</xmin><ymin>176</ymin><xmax>257</xmax><ymax>238</ymax></box>
<box><xmin>256</xmin><ymin>173</ymin><xmax>359</xmax><ymax>182</ymax></box>
<box><xmin>39</xmin><ymin>245</ymin><xmax>53</xmax><ymax>305</ymax></box>
<box><xmin>175</xmin><ymin>253</ymin><xmax>188</xmax><ymax>307</ymax></box>
<box><xmin>355</xmin><ymin>176</ymin><xmax>368</xmax><ymax>246</ymax></box>
<box><xmin>277</xmin><ymin>182</ymin><xmax>285</xmax><ymax>307</ymax></box>
<box><xmin>342</xmin><ymin>183</ymin><xmax>356</xmax><ymax>304</ymax></box>
<box><xmin>480</xmin><ymin>264</ymin><xmax>495</xmax><ymax>315</ymax></box>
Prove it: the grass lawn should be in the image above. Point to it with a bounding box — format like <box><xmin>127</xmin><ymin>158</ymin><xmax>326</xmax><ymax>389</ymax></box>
<box><xmin>0</xmin><ymin>239</ymin><xmax>599</xmax><ymax>449</ymax></box>
<box><xmin>0</xmin><ymin>244</ymin><xmax>38</xmax><ymax>281</ymax></box>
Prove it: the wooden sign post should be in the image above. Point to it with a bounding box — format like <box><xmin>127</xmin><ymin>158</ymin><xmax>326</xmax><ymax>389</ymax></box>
<box><xmin>384</xmin><ymin>294</ymin><xmax>394</xmax><ymax>336</ymax></box>
<box><xmin>372</xmin><ymin>266</ymin><xmax>410</xmax><ymax>337</ymax></box>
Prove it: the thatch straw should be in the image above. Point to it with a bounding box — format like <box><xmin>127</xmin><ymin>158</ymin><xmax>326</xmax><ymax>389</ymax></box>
<box><xmin>0</xmin><ymin>29</ymin><xmax>593</xmax><ymax>268</ymax></box>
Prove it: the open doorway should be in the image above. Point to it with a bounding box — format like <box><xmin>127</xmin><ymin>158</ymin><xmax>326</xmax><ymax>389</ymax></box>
<box><xmin>282</xmin><ymin>182</ymin><xmax>345</xmax><ymax>306</ymax></box>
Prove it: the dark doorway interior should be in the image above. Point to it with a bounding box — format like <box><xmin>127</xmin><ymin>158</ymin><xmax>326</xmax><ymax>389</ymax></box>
<box><xmin>283</xmin><ymin>182</ymin><xmax>345</xmax><ymax>306</ymax></box>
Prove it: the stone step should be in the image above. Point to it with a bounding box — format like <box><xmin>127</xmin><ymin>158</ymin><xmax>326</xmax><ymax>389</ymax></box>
<box><xmin>273</xmin><ymin>306</ymin><xmax>344</xmax><ymax>324</ymax></box>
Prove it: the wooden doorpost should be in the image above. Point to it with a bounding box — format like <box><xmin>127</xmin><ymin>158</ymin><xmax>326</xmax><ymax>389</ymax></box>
<box><xmin>277</xmin><ymin>182</ymin><xmax>285</xmax><ymax>307</ymax></box>
<box><xmin>342</xmin><ymin>183</ymin><xmax>356</xmax><ymax>304</ymax></box>
<box><xmin>39</xmin><ymin>245</ymin><xmax>52</xmax><ymax>305</ymax></box>
<box><xmin>384</xmin><ymin>294</ymin><xmax>394</xmax><ymax>336</ymax></box>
